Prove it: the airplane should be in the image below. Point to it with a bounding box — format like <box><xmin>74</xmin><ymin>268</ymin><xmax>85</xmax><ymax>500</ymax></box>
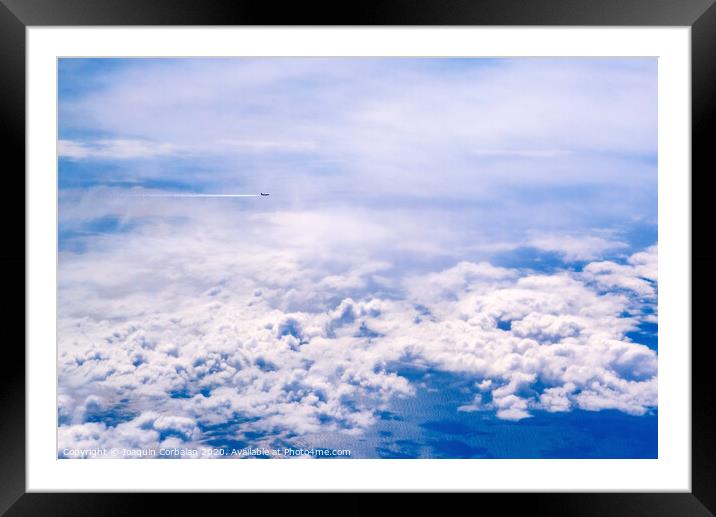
<box><xmin>260</xmin><ymin>192</ymin><xmax>270</xmax><ymax>196</ymax></box>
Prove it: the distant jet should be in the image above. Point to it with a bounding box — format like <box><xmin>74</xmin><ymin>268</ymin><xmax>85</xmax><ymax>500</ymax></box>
<box><xmin>260</xmin><ymin>192</ymin><xmax>270</xmax><ymax>196</ymax></box>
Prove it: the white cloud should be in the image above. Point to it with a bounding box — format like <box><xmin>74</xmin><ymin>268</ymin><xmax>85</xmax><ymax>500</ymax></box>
<box><xmin>57</xmin><ymin>213</ymin><xmax>658</xmax><ymax>452</ymax></box>
<box><xmin>471</xmin><ymin>149</ymin><xmax>572</xmax><ymax>158</ymax></box>
<box><xmin>58</xmin><ymin>139</ymin><xmax>178</xmax><ymax>160</ymax></box>
<box><xmin>56</xmin><ymin>58</ymin><xmax>658</xmax><ymax>455</ymax></box>
<box><xmin>528</xmin><ymin>234</ymin><xmax>629</xmax><ymax>261</ymax></box>
<box><xmin>59</xmin><ymin>58</ymin><xmax>657</xmax><ymax>229</ymax></box>
<box><xmin>582</xmin><ymin>245</ymin><xmax>658</xmax><ymax>299</ymax></box>
<box><xmin>58</xmin><ymin>137</ymin><xmax>318</xmax><ymax>161</ymax></box>
<box><xmin>216</xmin><ymin>139</ymin><xmax>317</xmax><ymax>153</ymax></box>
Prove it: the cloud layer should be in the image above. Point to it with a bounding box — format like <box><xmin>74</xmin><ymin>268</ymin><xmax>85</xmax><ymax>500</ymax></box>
<box><xmin>57</xmin><ymin>211</ymin><xmax>657</xmax><ymax>455</ymax></box>
<box><xmin>58</xmin><ymin>58</ymin><xmax>657</xmax><ymax>233</ymax></box>
<box><xmin>57</xmin><ymin>58</ymin><xmax>658</xmax><ymax>457</ymax></box>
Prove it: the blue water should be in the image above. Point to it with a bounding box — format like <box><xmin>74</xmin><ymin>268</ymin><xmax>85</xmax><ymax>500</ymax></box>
<box><xmin>626</xmin><ymin>321</ymin><xmax>658</xmax><ymax>351</ymax></box>
<box><xmin>298</xmin><ymin>369</ymin><xmax>657</xmax><ymax>459</ymax></box>
<box><xmin>76</xmin><ymin>366</ymin><xmax>657</xmax><ymax>459</ymax></box>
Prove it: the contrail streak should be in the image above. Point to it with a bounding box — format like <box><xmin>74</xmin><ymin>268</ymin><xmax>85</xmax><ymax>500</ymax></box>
<box><xmin>133</xmin><ymin>193</ymin><xmax>261</xmax><ymax>198</ymax></box>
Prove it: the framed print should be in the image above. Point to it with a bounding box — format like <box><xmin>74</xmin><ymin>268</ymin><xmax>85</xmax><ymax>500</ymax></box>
<box><xmin>2</xmin><ymin>0</ymin><xmax>715</xmax><ymax>514</ymax></box>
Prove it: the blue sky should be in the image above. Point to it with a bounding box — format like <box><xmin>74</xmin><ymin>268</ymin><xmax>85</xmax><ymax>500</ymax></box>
<box><xmin>57</xmin><ymin>58</ymin><xmax>657</xmax><ymax>458</ymax></box>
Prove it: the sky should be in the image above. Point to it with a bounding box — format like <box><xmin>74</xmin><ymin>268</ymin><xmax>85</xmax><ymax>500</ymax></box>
<box><xmin>57</xmin><ymin>57</ymin><xmax>658</xmax><ymax>458</ymax></box>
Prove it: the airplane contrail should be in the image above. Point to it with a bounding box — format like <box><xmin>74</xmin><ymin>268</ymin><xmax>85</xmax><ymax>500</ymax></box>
<box><xmin>133</xmin><ymin>193</ymin><xmax>262</xmax><ymax>198</ymax></box>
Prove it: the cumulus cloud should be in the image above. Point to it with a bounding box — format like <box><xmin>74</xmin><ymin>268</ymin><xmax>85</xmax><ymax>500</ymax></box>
<box><xmin>57</xmin><ymin>213</ymin><xmax>658</xmax><ymax>454</ymax></box>
<box><xmin>58</xmin><ymin>412</ymin><xmax>201</xmax><ymax>457</ymax></box>
<box><xmin>582</xmin><ymin>245</ymin><xmax>658</xmax><ymax>299</ymax></box>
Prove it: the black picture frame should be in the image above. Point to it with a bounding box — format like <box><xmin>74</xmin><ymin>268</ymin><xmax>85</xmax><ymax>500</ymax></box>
<box><xmin>1</xmin><ymin>1</ymin><xmax>714</xmax><ymax>514</ymax></box>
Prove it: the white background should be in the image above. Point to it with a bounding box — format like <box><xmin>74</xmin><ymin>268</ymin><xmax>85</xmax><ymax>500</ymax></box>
<box><xmin>27</xmin><ymin>27</ymin><xmax>691</xmax><ymax>491</ymax></box>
